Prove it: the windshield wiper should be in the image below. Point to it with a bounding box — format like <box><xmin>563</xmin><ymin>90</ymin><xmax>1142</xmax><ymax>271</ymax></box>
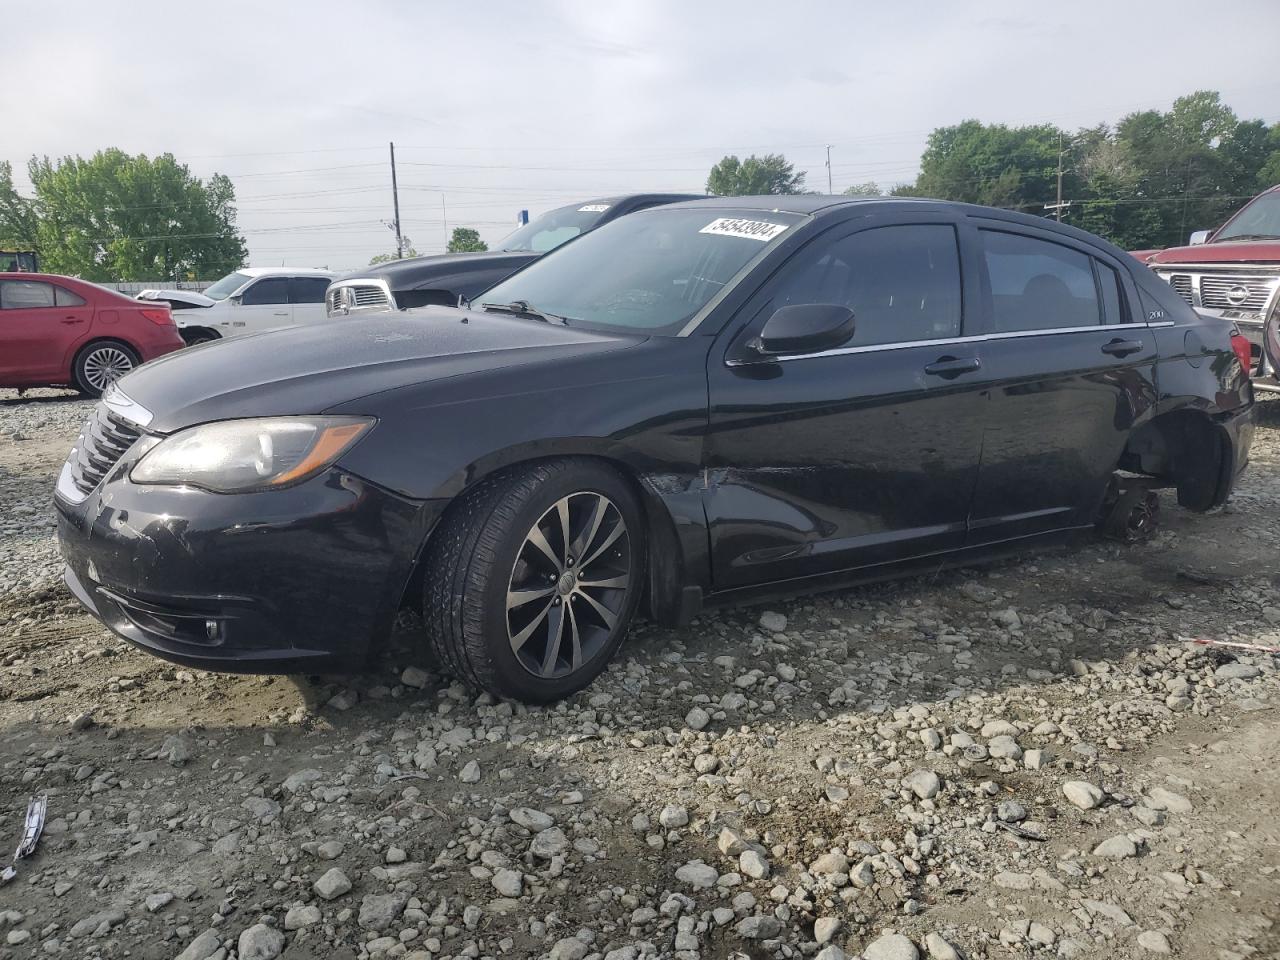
<box><xmin>1217</xmin><ymin>234</ymin><xmax>1279</xmax><ymax>242</ymax></box>
<box><xmin>479</xmin><ymin>300</ymin><xmax>572</xmax><ymax>325</ymax></box>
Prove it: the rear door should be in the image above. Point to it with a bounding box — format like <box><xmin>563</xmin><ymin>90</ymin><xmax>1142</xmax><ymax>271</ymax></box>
<box><xmin>289</xmin><ymin>276</ymin><xmax>332</xmax><ymax>324</ymax></box>
<box><xmin>705</xmin><ymin>213</ymin><xmax>988</xmax><ymax>588</ymax></box>
<box><xmin>964</xmin><ymin>223</ymin><xmax>1156</xmax><ymax>544</ymax></box>
<box><xmin>0</xmin><ymin>280</ymin><xmax>93</xmax><ymax>383</ymax></box>
<box><xmin>225</xmin><ymin>276</ymin><xmax>292</xmax><ymax>335</ymax></box>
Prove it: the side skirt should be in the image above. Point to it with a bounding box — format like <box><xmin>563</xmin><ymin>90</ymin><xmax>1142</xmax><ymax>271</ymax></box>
<box><xmin>699</xmin><ymin>526</ymin><xmax>1091</xmax><ymax>612</ymax></box>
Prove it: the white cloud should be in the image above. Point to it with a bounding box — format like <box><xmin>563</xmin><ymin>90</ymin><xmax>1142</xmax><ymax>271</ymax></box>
<box><xmin>3</xmin><ymin>0</ymin><xmax>1278</xmax><ymax>270</ymax></box>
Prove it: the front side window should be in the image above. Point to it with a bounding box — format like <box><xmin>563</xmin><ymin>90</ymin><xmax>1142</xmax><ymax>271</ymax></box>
<box><xmin>241</xmin><ymin>277</ymin><xmax>290</xmax><ymax>306</ymax></box>
<box><xmin>495</xmin><ymin>203</ymin><xmax>612</xmax><ymax>253</ymax></box>
<box><xmin>766</xmin><ymin>224</ymin><xmax>963</xmax><ymax>346</ymax></box>
<box><xmin>982</xmin><ymin>230</ymin><xmax>1101</xmax><ymax>332</ymax></box>
<box><xmin>479</xmin><ymin>208</ymin><xmax>805</xmax><ymax>334</ymax></box>
<box><xmin>290</xmin><ymin>277</ymin><xmax>330</xmax><ymax>304</ymax></box>
<box><xmin>0</xmin><ymin>280</ymin><xmax>55</xmax><ymax>309</ymax></box>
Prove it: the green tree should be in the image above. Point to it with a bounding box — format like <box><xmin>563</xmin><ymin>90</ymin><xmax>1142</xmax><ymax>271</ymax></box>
<box><xmin>892</xmin><ymin>91</ymin><xmax>1280</xmax><ymax>250</ymax></box>
<box><xmin>447</xmin><ymin>227</ymin><xmax>487</xmax><ymax>253</ymax></box>
<box><xmin>706</xmin><ymin>154</ymin><xmax>805</xmax><ymax>196</ymax></box>
<box><xmin>0</xmin><ymin>161</ymin><xmax>39</xmax><ymax>251</ymax></box>
<box><xmin>24</xmin><ymin>149</ymin><xmax>246</xmax><ymax>281</ymax></box>
<box><xmin>898</xmin><ymin>119</ymin><xmax>1062</xmax><ymax>211</ymax></box>
<box><xmin>842</xmin><ymin>181</ymin><xmax>884</xmax><ymax>198</ymax></box>
<box><xmin>370</xmin><ymin>243</ymin><xmax>419</xmax><ymax>265</ymax></box>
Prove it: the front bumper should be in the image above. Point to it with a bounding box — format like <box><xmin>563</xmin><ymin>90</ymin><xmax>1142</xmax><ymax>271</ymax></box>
<box><xmin>56</xmin><ymin>463</ymin><xmax>439</xmax><ymax>674</ymax></box>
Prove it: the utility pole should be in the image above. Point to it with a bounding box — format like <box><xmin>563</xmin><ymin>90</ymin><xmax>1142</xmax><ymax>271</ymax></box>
<box><xmin>826</xmin><ymin>144</ymin><xmax>833</xmax><ymax>194</ymax></box>
<box><xmin>389</xmin><ymin>141</ymin><xmax>403</xmax><ymax>259</ymax></box>
<box><xmin>442</xmin><ymin>194</ymin><xmax>448</xmax><ymax>250</ymax></box>
<box><xmin>1055</xmin><ymin>131</ymin><xmax>1064</xmax><ymax>221</ymax></box>
<box><xmin>1044</xmin><ymin>131</ymin><xmax>1071</xmax><ymax>221</ymax></box>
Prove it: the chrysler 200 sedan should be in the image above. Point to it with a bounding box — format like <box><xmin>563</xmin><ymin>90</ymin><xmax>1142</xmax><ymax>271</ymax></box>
<box><xmin>55</xmin><ymin>197</ymin><xmax>1255</xmax><ymax>703</ymax></box>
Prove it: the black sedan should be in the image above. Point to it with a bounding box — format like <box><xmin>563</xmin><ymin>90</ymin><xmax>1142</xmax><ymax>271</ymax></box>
<box><xmin>55</xmin><ymin>196</ymin><xmax>1255</xmax><ymax>702</ymax></box>
<box><xmin>326</xmin><ymin>193</ymin><xmax>702</xmax><ymax>315</ymax></box>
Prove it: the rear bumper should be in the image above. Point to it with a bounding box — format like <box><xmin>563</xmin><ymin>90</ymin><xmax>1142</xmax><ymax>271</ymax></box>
<box><xmin>1219</xmin><ymin>403</ymin><xmax>1256</xmax><ymax>498</ymax></box>
<box><xmin>56</xmin><ymin>466</ymin><xmax>439</xmax><ymax>674</ymax></box>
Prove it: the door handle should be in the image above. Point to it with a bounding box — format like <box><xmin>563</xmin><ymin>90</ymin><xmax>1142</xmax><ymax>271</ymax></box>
<box><xmin>924</xmin><ymin>356</ymin><xmax>981</xmax><ymax>379</ymax></box>
<box><xmin>61</xmin><ymin>316</ymin><xmax>85</xmax><ymax>324</ymax></box>
<box><xmin>1101</xmin><ymin>338</ymin><xmax>1143</xmax><ymax>357</ymax></box>
<box><xmin>273</xmin><ymin>311</ymin><xmax>290</xmax><ymax>316</ymax></box>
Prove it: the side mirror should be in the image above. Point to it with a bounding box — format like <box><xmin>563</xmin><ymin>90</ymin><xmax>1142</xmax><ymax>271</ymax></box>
<box><xmin>1189</xmin><ymin>230</ymin><xmax>1211</xmax><ymax>246</ymax></box>
<box><xmin>757</xmin><ymin>303</ymin><xmax>856</xmax><ymax>356</ymax></box>
<box><xmin>229</xmin><ymin>294</ymin><xmax>243</xmax><ymax>305</ymax></box>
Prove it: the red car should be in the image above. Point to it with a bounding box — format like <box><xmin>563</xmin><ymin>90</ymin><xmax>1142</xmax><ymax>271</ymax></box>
<box><xmin>0</xmin><ymin>272</ymin><xmax>184</xmax><ymax>396</ymax></box>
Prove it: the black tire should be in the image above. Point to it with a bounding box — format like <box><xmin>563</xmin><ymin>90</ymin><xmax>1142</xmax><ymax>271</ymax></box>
<box><xmin>73</xmin><ymin>340</ymin><xmax>140</xmax><ymax>397</ymax></box>
<box><xmin>180</xmin><ymin>328</ymin><xmax>220</xmax><ymax>347</ymax></box>
<box><xmin>421</xmin><ymin>459</ymin><xmax>646</xmax><ymax>703</ymax></box>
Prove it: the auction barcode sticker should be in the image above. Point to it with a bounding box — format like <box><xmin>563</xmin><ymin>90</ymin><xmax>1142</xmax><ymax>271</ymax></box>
<box><xmin>579</xmin><ymin>204</ymin><xmax>611</xmax><ymax>212</ymax></box>
<box><xmin>699</xmin><ymin>218</ymin><xmax>789</xmax><ymax>242</ymax></box>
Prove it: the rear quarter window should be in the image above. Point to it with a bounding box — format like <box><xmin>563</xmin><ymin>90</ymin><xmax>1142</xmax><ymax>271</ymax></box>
<box><xmin>1132</xmin><ymin>268</ymin><xmax>1199</xmax><ymax>325</ymax></box>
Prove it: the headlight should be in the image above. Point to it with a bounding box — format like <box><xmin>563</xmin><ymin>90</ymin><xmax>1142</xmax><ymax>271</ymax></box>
<box><xmin>130</xmin><ymin>416</ymin><xmax>374</xmax><ymax>492</ymax></box>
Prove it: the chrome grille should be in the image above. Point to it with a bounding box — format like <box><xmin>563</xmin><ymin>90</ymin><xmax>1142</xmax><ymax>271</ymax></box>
<box><xmin>1199</xmin><ymin>275</ymin><xmax>1276</xmax><ymax>312</ymax></box>
<box><xmin>353</xmin><ymin>286</ymin><xmax>390</xmax><ymax>307</ymax></box>
<box><xmin>1167</xmin><ymin>274</ymin><xmax>1192</xmax><ymax>305</ymax></box>
<box><xmin>326</xmin><ymin>280</ymin><xmax>394</xmax><ymax>316</ymax></box>
<box><xmin>68</xmin><ymin>403</ymin><xmax>142</xmax><ymax>497</ymax></box>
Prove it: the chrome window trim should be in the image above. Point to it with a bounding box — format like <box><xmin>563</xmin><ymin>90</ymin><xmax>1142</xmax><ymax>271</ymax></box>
<box><xmin>726</xmin><ymin>322</ymin><xmax>1165</xmax><ymax>367</ymax></box>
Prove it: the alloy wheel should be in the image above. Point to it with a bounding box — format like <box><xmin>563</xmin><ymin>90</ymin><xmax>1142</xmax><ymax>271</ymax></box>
<box><xmin>82</xmin><ymin>347</ymin><xmax>134</xmax><ymax>391</ymax></box>
<box><xmin>506</xmin><ymin>492</ymin><xmax>631</xmax><ymax>679</ymax></box>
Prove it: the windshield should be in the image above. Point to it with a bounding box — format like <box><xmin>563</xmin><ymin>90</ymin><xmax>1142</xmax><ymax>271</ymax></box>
<box><xmin>495</xmin><ymin>202</ymin><xmax>613</xmax><ymax>253</ymax></box>
<box><xmin>203</xmin><ymin>271</ymin><xmax>252</xmax><ymax>300</ymax></box>
<box><xmin>479</xmin><ymin>207</ymin><xmax>805</xmax><ymax>334</ymax></box>
<box><xmin>1216</xmin><ymin>191</ymin><xmax>1280</xmax><ymax>241</ymax></box>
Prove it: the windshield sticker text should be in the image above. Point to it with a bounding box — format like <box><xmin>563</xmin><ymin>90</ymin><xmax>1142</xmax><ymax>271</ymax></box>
<box><xmin>699</xmin><ymin>218</ymin><xmax>789</xmax><ymax>242</ymax></box>
<box><xmin>578</xmin><ymin>204</ymin><xmax>611</xmax><ymax>213</ymax></box>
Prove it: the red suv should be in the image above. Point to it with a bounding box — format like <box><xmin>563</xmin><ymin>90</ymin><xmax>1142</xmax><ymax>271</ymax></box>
<box><xmin>0</xmin><ymin>273</ymin><xmax>184</xmax><ymax>396</ymax></box>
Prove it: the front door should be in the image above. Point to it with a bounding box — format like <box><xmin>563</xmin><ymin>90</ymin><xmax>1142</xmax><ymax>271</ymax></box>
<box><xmin>705</xmin><ymin>216</ymin><xmax>988</xmax><ymax>589</ymax></box>
<box><xmin>964</xmin><ymin>224</ymin><xmax>1157</xmax><ymax>544</ymax></box>
<box><xmin>225</xmin><ymin>276</ymin><xmax>292</xmax><ymax>335</ymax></box>
<box><xmin>289</xmin><ymin>276</ymin><xmax>332</xmax><ymax>324</ymax></box>
<box><xmin>0</xmin><ymin>279</ymin><xmax>93</xmax><ymax>383</ymax></box>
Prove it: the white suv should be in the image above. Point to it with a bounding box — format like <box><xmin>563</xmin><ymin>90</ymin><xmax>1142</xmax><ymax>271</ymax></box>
<box><xmin>138</xmin><ymin>268</ymin><xmax>338</xmax><ymax>345</ymax></box>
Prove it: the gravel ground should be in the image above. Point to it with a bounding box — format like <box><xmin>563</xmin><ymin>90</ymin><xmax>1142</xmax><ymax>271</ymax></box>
<box><xmin>1</xmin><ymin>387</ymin><xmax>1278</xmax><ymax>960</ymax></box>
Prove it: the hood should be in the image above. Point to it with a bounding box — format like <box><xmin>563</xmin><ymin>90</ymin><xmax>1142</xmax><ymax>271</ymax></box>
<box><xmin>136</xmin><ymin>288</ymin><xmax>216</xmax><ymax>308</ymax></box>
<box><xmin>114</xmin><ymin>306</ymin><xmax>635</xmax><ymax>433</ymax></box>
<box><xmin>344</xmin><ymin>250</ymin><xmax>539</xmax><ymax>291</ymax></box>
<box><xmin>1145</xmin><ymin>240</ymin><xmax>1280</xmax><ymax>266</ymax></box>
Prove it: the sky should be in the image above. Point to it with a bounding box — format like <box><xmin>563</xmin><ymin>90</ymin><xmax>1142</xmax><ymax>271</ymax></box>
<box><xmin>3</xmin><ymin>0</ymin><xmax>1279</xmax><ymax>273</ymax></box>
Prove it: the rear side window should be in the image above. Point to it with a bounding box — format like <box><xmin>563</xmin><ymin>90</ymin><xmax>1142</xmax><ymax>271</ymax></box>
<box><xmin>241</xmin><ymin>277</ymin><xmax>290</xmax><ymax>305</ymax></box>
<box><xmin>0</xmin><ymin>280</ymin><xmax>55</xmax><ymax>309</ymax></box>
<box><xmin>768</xmin><ymin>223</ymin><xmax>963</xmax><ymax>346</ymax></box>
<box><xmin>54</xmin><ymin>286</ymin><xmax>86</xmax><ymax>307</ymax></box>
<box><xmin>982</xmin><ymin>230</ymin><xmax>1101</xmax><ymax>332</ymax></box>
<box><xmin>1096</xmin><ymin>263</ymin><xmax>1127</xmax><ymax>324</ymax></box>
<box><xmin>290</xmin><ymin>277</ymin><xmax>330</xmax><ymax>304</ymax></box>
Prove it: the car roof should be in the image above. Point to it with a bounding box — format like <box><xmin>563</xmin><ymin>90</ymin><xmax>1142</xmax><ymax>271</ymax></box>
<box><xmin>559</xmin><ymin>193</ymin><xmax>707</xmax><ymax>208</ymax></box>
<box><xmin>657</xmin><ymin>195</ymin><xmax>1133</xmax><ymax>257</ymax></box>
<box><xmin>236</xmin><ymin>267</ymin><xmax>338</xmax><ymax>278</ymax></box>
